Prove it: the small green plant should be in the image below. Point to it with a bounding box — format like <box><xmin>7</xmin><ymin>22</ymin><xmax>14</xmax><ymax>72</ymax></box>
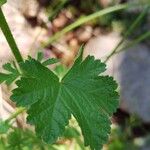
<box><xmin>0</xmin><ymin>1</ymin><xmax>119</xmax><ymax>150</ymax></box>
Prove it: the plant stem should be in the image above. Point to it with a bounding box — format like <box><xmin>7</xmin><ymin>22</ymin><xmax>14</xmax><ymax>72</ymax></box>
<box><xmin>43</xmin><ymin>4</ymin><xmax>128</xmax><ymax>46</ymax></box>
<box><xmin>117</xmin><ymin>31</ymin><xmax>150</xmax><ymax>53</ymax></box>
<box><xmin>0</xmin><ymin>8</ymin><xmax>23</xmax><ymax>64</ymax></box>
<box><xmin>104</xmin><ymin>6</ymin><xmax>149</xmax><ymax>63</ymax></box>
<box><xmin>6</xmin><ymin>107</ymin><xmax>26</xmax><ymax>123</ymax></box>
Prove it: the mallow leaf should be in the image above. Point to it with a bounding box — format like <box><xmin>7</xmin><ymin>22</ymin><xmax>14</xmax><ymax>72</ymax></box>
<box><xmin>11</xmin><ymin>48</ymin><xmax>119</xmax><ymax>150</ymax></box>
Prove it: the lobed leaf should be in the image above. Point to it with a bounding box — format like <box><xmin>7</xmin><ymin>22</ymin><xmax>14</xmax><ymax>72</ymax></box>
<box><xmin>11</xmin><ymin>48</ymin><xmax>119</xmax><ymax>150</ymax></box>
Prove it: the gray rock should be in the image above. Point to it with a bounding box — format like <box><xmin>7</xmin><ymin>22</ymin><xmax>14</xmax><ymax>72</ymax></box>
<box><xmin>118</xmin><ymin>44</ymin><xmax>150</xmax><ymax>122</ymax></box>
<box><xmin>84</xmin><ymin>33</ymin><xmax>150</xmax><ymax>122</ymax></box>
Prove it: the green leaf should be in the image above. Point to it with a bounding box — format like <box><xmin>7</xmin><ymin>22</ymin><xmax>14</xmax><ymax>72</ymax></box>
<box><xmin>3</xmin><ymin>63</ymin><xmax>16</xmax><ymax>72</ymax></box>
<box><xmin>0</xmin><ymin>63</ymin><xmax>20</xmax><ymax>85</ymax></box>
<box><xmin>63</xmin><ymin>127</ymin><xmax>80</xmax><ymax>139</ymax></box>
<box><xmin>75</xmin><ymin>44</ymin><xmax>84</xmax><ymax>64</ymax></box>
<box><xmin>54</xmin><ymin>64</ymin><xmax>68</xmax><ymax>79</ymax></box>
<box><xmin>36</xmin><ymin>51</ymin><xmax>59</xmax><ymax>66</ymax></box>
<box><xmin>11</xmin><ymin>49</ymin><xmax>119</xmax><ymax>150</ymax></box>
<box><xmin>37</xmin><ymin>52</ymin><xmax>44</xmax><ymax>62</ymax></box>
<box><xmin>0</xmin><ymin>120</ymin><xmax>10</xmax><ymax>134</ymax></box>
<box><xmin>42</xmin><ymin>58</ymin><xmax>59</xmax><ymax>66</ymax></box>
<box><xmin>0</xmin><ymin>0</ymin><xmax>6</xmax><ymax>6</ymax></box>
<box><xmin>7</xmin><ymin>129</ymin><xmax>23</xmax><ymax>147</ymax></box>
<box><xmin>0</xmin><ymin>73</ymin><xmax>9</xmax><ymax>84</ymax></box>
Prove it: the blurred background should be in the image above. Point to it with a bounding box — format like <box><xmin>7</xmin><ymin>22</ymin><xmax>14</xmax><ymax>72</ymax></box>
<box><xmin>0</xmin><ymin>0</ymin><xmax>150</xmax><ymax>149</ymax></box>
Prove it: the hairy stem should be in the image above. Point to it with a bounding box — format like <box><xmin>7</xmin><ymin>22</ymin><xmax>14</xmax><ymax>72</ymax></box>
<box><xmin>0</xmin><ymin>8</ymin><xmax>23</xmax><ymax>64</ymax></box>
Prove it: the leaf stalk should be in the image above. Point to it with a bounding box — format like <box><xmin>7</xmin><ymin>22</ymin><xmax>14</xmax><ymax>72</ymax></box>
<box><xmin>0</xmin><ymin>8</ymin><xmax>23</xmax><ymax>64</ymax></box>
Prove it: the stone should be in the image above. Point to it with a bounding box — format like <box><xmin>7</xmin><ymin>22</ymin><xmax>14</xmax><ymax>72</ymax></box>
<box><xmin>117</xmin><ymin>44</ymin><xmax>150</xmax><ymax>122</ymax></box>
